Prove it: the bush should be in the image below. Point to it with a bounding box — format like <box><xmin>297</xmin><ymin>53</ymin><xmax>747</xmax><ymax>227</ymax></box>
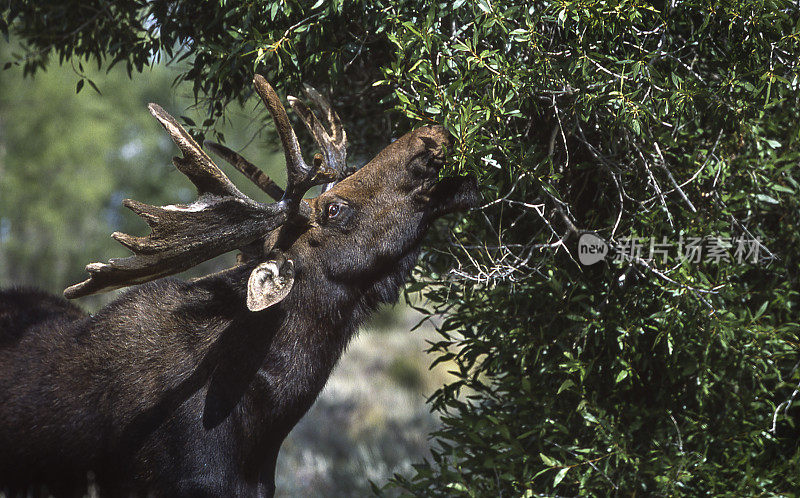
<box><xmin>389</xmin><ymin>1</ymin><xmax>800</xmax><ymax>495</ymax></box>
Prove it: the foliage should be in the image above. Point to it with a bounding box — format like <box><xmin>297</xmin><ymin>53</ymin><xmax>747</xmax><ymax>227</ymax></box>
<box><xmin>391</xmin><ymin>1</ymin><xmax>800</xmax><ymax>495</ymax></box>
<box><xmin>2</xmin><ymin>0</ymin><xmax>396</xmax><ymax>155</ymax></box>
<box><xmin>4</xmin><ymin>0</ymin><xmax>800</xmax><ymax>495</ymax></box>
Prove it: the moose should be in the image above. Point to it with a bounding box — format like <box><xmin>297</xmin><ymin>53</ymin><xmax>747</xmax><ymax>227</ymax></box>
<box><xmin>0</xmin><ymin>75</ymin><xmax>479</xmax><ymax>496</ymax></box>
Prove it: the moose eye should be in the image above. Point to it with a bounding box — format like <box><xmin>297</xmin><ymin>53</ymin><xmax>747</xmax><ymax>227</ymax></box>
<box><xmin>327</xmin><ymin>203</ymin><xmax>342</xmax><ymax>218</ymax></box>
<box><xmin>322</xmin><ymin>201</ymin><xmax>353</xmax><ymax>228</ymax></box>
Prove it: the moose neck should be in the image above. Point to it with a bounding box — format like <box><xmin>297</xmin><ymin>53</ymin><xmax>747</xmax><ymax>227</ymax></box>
<box><xmin>188</xmin><ymin>243</ymin><xmax>422</xmax><ymax>450</ymax></box>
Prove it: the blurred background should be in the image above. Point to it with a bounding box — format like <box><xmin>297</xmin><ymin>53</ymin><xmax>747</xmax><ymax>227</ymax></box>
<box><xmin>0</xmin><ymin>45</ymin><xmax>449</xmax><ymax>496</ymax></box>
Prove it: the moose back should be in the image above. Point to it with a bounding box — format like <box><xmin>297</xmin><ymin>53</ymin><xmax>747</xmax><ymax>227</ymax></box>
<box><xmin>0</xmin><ymin>76</ymin><xmax>478</xmax><ymax>497</ymax></box>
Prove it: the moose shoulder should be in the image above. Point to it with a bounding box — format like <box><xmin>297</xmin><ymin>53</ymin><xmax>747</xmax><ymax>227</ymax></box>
<box><xmin>0</xmin><ymin>76</ymin><xmax>479</xmax><ymax>497</ymax></box>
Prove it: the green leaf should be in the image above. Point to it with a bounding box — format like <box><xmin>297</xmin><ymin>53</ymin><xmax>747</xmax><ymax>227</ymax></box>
<box><xmin>557</xmin><ymin>379</ymin><xmax>575</xmax><ymax>394</ymax></box>
<box><xmin>771</xmin><ymin>184</ymin><xmax>795</xmax><ymax>194</ymax></box>
<box><xmin>553</xmin><ymin>467</ymin><xmax>569</xmax><ymax>487</ymax></box>
<box><xmin>755</xmin><ymin>194</ymin><xmax>779</xmax><ymax>204</ymax></box>
<box><xmin>86</xmin><ymin>78</ymin><xmax>101</xmax><ymax>96</ymax></box>
<box><xmin>540</xmin><ymin>453</ymin><xmax>557</xmax><ymax>467</ymax></box>
<box><xmin>752</xmin><ymin>301</ymin><xmax>768</xmax><ymax>322</ymax></box>
<box><xmin>446</xmin><ymin>482</ymin><xmax>468</xmax><ymax>492</ymax></box>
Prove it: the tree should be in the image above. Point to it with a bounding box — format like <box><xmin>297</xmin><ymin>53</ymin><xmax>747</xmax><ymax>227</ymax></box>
<box><xmin>2</xmin><ymin>0</ymin><xmax>396</xmax><ymax>156</ymax></box>
<box><xmin>3</xmin><ymin>1</ymin><xmax>800</xmax><ymax>494</ymax></box>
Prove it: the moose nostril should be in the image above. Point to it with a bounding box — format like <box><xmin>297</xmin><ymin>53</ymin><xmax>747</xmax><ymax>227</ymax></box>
<box><xmin>410</xmin><ymin>162</ymin><xmax>434</xmax><ymax>177</ymax></box>
<box><xmin>420</xmin><ymin>125</ymin><xmax>453</xmax><ymax>147</ymax></box>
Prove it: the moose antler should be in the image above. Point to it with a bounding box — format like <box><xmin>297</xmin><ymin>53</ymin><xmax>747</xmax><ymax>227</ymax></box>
<box><xmin>203</xmin><ymin>141</ymin><xmax>285</xmax><ymax>202</ymax></box>
<box><xmin>288</xmin><ymin>84</ymin><xmax>348</xmax><ymax>188</ymax></box>
<box><xmin>207</xmin><ymin>79</ymin><xmax>348</xmax><ymax>196</ymax></box>
<box><xmin>64</xmin><ymin>75</ymin><xmax>344</xmax><ymax>299</ymax></box>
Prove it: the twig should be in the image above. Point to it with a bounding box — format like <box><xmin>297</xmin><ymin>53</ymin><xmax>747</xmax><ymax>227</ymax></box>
<box><xmin>654</xmin><ymin>142</ymin><xmax>696</xmax><ymax>213</ymax></box>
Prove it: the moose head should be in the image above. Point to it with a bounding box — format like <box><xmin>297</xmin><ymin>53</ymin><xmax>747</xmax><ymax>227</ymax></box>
<box><xmin>63</xmin><ymin>75</ymin><xmax>479</xmax><ymax>312</ymax></box>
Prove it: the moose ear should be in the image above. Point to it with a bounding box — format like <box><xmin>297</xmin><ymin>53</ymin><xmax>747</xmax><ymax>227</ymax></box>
<box><xmin>247</xmin><ymin>258</ymin><xmax>295</xmax><ymax>312</ymax></box>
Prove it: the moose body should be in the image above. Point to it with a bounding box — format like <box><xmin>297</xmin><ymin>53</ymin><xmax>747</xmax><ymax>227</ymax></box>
<box><xmin>0</xmin><ymin>76</ymin><xmax>478</xmax><ymax>496</ymax></box>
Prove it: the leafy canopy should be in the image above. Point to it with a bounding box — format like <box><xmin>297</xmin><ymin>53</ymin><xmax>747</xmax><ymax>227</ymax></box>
<box><xmin>3</xmin><ymin>0</ymin><xmax>800</xmax><ymax>495</ymax></box>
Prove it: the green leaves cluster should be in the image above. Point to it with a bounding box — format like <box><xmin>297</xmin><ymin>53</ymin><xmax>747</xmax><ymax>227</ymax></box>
<box><xmin>382</xmin><ymin>0</ymin><xmax>800</xmax><ymax>495</ymax></box>
<box><xmin>3</xmin><ymin>0</ymin><xmax>396</xmax><ymax>150</ymax></box>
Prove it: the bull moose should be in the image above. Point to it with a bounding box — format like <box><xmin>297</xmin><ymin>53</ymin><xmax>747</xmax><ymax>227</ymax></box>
<box><xmin>0</xmin><ymin>75</ymin><xmax>479</xmax><ymax>496</ymax></box>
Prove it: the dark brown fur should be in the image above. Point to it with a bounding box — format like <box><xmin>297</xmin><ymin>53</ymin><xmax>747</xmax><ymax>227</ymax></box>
<box><xmin>0</xmin><ymin>125</ymin><xmax>479</xmax><ymax>497</ymax></box>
